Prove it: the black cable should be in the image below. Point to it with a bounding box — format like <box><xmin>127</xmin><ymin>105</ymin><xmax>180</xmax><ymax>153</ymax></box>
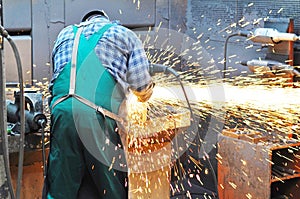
<box><xmin>0</xmin><ymin>25</ymin><xmax>25</xmax><ymax>199</ymax></box>
<box><xmin>38</xmin><ymin>119</ymin><xmax>47</xmax><ymax>179</ymax></box>
<box><xmin>197</xmin><ymin>143</ymin><xmax>219</xmax><ymax>198</ymax></box>
<box><xmin>168</xmin><ymin>68</ymin><xmax>192</xmax><ymax>199</ymax></box>
<box><xmin>165</xmin><ymin>66</ymin><xmax>220</xmax><ymax>198</ymax></box>
<box><xmin>154</xmin><ymin>65</ymin><xmax>219</xmax><ymax>198</ymax></box>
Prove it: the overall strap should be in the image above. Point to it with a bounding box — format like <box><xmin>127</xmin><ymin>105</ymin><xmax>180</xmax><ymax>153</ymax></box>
<box><xmin>69</xmin><ymin>26</ymin><xmax>83</xmax><ymax>95</ymax></box>
<box><xmin>70</xmin><ymin>23</ymin><xmax>114</xmax><ymax>95</ymax></box>
<box><xmin>51</xmin><ymin>27</ymin><xmax>83</xmax><ymax>108</ymax></box>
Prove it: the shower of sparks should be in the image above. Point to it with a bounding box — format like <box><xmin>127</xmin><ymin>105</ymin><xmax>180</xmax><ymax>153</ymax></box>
<box><xmin>132</xmin><ymin>6</ymin><xmax>300</xmax><ymax>194</ymax></box>
<box><xmin>124</xmin><ymin>75</ymin><xmax>300</xmax><ymax>196</ymax></box>
<box><xmin>277</xmin><ymin>8</ymin><xmax>284</xmax><ymax>14</ymax></box>
<box><xmin>132</xmin><ymin>0</ymin><xmax>141</xmax><ymax>10</ymax></box>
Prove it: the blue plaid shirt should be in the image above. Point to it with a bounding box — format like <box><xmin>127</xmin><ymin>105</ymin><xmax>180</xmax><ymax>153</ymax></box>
<box><xmin>50</xmin><ymin>16</ymin><xmax>152</xmax><ymax>94</ymax></box>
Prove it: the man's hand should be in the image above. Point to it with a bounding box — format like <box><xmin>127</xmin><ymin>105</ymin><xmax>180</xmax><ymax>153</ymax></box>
<box><xmin>132</xmin><ymin>82</ymin><xmax>155</xmax><ymax>102</ymax></box>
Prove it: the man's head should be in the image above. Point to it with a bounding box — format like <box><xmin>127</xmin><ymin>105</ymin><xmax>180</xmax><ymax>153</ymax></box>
<box><xmin>81</xmin><ymin>10</ymin><xmax>109</xmax><ymax>22</ymax></box>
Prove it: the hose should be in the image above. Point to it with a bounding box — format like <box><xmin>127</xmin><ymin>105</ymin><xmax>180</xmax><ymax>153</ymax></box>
<box><xmin>162</xmin><ymin>66</ymin><xmax>219</xmax><ymax>198</ymax></box>
<box><xmin>38</xmin><ymin>119</ymin><xmax>47</xmax><ymax>179</ymax></box>
<box><xmin>0</xmin><ymin>25</ymin><xmax>25</xmax><ymax>199</ymax></box>
<box><xmin>223</xmin><ymin>31</ymin><xmax>249</xmax><ymax>79</ymax></box>
<box><xmin>165</xmin><ymin>67</ymin><xmax>193</xmax><ymax>198</ymax></box>
<box><xmin>0</xmin><ymin>34</ymin><xmax>15</xmax><ymax>199</ymax></box>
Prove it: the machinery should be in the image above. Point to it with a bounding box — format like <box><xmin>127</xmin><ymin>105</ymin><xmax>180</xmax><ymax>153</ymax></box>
<box><xmin>224</xmin><ymin>25</ymin><xmax>300</xmax><ymax>79</ymax></box>
<box><xmin>240</xmin><ymin>59</ymin><xmax>300</xmax><ymax>78</ymax></box>
<box><xmin>6</xmin><ymin>90</ymin><xmax>47</xmax><ymax>135</ymax></box>
<box><xmin>248</xmin><ymin>28</ymin><xmax>300</xmax><ymax>44</ymax></box>
<box><xmin>241</xmin><ymin>27</ymin><xmax>300</xmax><ymax>79</ymax></box>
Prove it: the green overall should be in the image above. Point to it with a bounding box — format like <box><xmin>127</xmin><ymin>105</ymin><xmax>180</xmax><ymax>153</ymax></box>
<box><xmin>46</xmin><ymin>24</ymin><xmax>128</xmax><ymax>199</ymax></box>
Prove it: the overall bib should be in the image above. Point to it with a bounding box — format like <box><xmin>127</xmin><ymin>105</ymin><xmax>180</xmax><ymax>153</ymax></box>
<box><xmin>45</xmin><ymin>23</ymin><xmax>128</xmax><ymax>199</ymax></box>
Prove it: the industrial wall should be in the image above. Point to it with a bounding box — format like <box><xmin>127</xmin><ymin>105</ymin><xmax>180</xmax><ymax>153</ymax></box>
<box><xmin>186</xmin><ymin>0</ymin><xmax>300</xmax><ymax>77</ymax></box>
<box><xmin>188</xmin><ymin>0</ymin><xmax>300</xmax><ymax>34</ymax></box>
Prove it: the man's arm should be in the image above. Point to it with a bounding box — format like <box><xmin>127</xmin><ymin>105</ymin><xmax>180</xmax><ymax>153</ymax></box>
<box><xmin>126</xmin><ymin>31</ymin><xmax>154</xmax><ymax>102</ymax></box>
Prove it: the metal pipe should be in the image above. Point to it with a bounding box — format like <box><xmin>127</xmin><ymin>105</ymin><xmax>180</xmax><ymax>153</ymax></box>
<box><xmin>0</xmin><ymin>25</ymin><xmax>25</xmax><ymax>199</ymax></box>
<box><xmin>38</xmin><ymin>119</ymin><xmax>47</xmax><ymax>179</ymax></box>
<box><xmin>223</xmin><ymin>31</ymin><xmax>249</xmax><ymax>79</ymax></box>
<box><xmin>0</xmin><ymin>27</ymin><xmax>16</xmax><ymax>199</ymax></box>
<box><xmin>7</xmin><ymin>35</ymin><xmax>25</xmax><ymax>199</ymax></box>
<box><xmin>0</xmin><ymin>43</ymin><xmax>15</xmax><ymax>199</ymax></box>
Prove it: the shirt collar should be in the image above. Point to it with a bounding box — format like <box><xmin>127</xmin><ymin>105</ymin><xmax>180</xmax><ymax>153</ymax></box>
<box><xmin>89</xmin><ymin>15</ymin><xmax>110</xmax><ymax>22</ymax></box>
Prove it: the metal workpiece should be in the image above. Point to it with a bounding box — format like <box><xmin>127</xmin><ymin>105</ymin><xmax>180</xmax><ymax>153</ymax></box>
<box><xmin>218</xmin><ymin>134</ymin><xmax>271</xmax><ymax>199</ymax></box>
<box><xmin>218</xmin><ymin>133</ymin><xmax>300</xmax><ymax>199</ymax></box>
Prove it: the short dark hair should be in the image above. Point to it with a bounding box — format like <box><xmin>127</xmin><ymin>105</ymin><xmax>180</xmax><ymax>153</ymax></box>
<box><xmin>81</xmin><ymin>10</ymin><xmax>108</xmax><ymax>22</ymax></box>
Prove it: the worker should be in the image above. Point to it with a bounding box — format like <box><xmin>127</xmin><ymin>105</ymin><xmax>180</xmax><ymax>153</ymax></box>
<box><xmin>43</xmin><ymin>10</ymin><xmax>154</xmax><ymax>199</ymax></box>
